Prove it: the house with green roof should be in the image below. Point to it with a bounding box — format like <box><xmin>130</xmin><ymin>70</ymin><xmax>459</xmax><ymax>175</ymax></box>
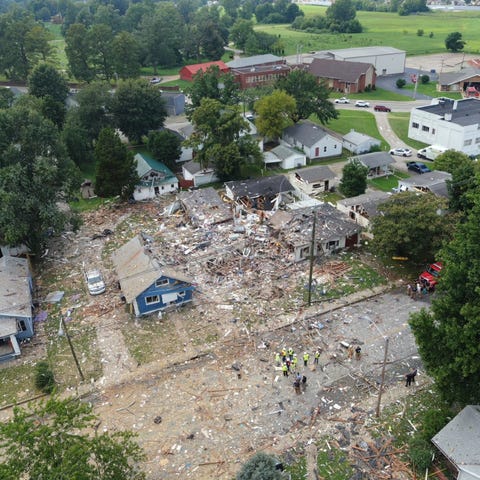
<box><xmin>133</xmin><ymin>153</ymin><xmax>179</xmax><ymax>201</ymax></box>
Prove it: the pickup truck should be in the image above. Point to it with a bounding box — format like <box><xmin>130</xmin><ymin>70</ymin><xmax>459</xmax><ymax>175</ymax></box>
<box><xmin>407</xmin><ymin>161</ymin><xmax>431</xmax><ymax>174</ymax></box>
<box><xmin>419</xmin><ymin>262</ymin><xmax>443</xmax><ymax>289</ymax></box>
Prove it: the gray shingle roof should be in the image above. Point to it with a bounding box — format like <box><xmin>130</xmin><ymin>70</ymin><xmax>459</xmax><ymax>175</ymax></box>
<box><xmin>0</xmin><ymin>256</ymin><xmax>31</xmax><ymax>319</ymax></box>
<box><xmin>225</xmin><ymin>175</ymin><xmax>294</xmax><ymax>198</ymax></box>
<box><xmin>343</xmin><ymin>130</ymin><xmax>379</xmax><ymax>146</ymax></box>
<box><xmin>309</xmin><ymin>58</ymin><xmax>373</xmax><ymax>83</ymax></box>
<box><xmin>271</xmin><ymin>144</ymin><xmax>302</xmax><ymax>160</ymax></box>
<box><xmin>337</xmin><ymin>191</ymin><xmax>391</xmax><ymax>217</ymax></box>
<box><xmin>350</xmin><ymin>151</ymin><xmax>394</xmax><ymax>168</ymax></box>
<box><xmin>414</xmin><ymin>97</ymin><xmax>480</xmax><ymax>127</ymax></box>
<box><xmin>283</xmin><ymin>120</ymin><xmax>335</xmax><ymax>147</ymax></box>
<box><xmin>293</xmin><ymin>165</ymin><xmax>335</xmax><ymax>182</ymax></box>
<box><xmin>438</xmin><ymin>67</ymin><xmax>480</xmax><ymax>86</ymax></box>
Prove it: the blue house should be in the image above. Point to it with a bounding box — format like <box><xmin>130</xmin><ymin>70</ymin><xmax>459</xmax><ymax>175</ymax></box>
<box><xmin>112</xmin><ymin>235</ymin><xmax>195</xmax><ymax>317</ymax></box>
<box><xmin>0</xmin><ymin>255</ymin><xmax>34</xmax><ymax>360</ymax></box>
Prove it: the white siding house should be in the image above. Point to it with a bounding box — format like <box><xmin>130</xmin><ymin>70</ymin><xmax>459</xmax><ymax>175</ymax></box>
<box><xmin>289</xmin><ymin>165</ymin><xmax>336</xmax><ymax>196</ymax></box>
<box><xmin>343</xmin><ymin>130</ymin><xmax>381</xmax><ymax>154</ymax></box>
<box><xmin>282</xmin><ymin>121</ymin><xmax>342</xmax><ymax>160</ymax></box>
<box><xmin>182</xmin><ymin>161</ymin><xmax>219</xmax><ymax>187</ymax></box>
<box><xmin>408</xmin><ymin>97</ymin><xmax>480</xmax><ymax>157</ymax></box>
<box><xmin>263</xmin><ymin>145</ymin><xmax>306</xmax><ymax>170</ymax></box>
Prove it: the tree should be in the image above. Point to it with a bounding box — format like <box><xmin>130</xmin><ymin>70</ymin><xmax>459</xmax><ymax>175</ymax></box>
<box><xmin>237</xmin><ymin>452</ymin><xmax>282</xmax><ymax>480</ymax></box>
<box><xmin>229</xmin><ymin>18</ymin><xmax>255</xmax><ymax>50</ymax></box>
<box><xmin>190</xmin><ymin>5</ymin><xmax>228</xmax><ymax>60</ymax></box>
<box><xmin>65</xmin><ymin>23</ymin><xmax>96</xmax><ymax>82</ymax></box>
<box><xmin>339</xmin><ymin>159</ymin><xmax>368</xmax><ymax>197</ymax></box>
<box><xmin>28</xmin><ymin>63</ymin><xmax>69</xmax><ymax>103</ymax></box>
<box><xmin>326</xmin><ymin>0</ymin><xmax>362</xmax><ymax>33</ymax></box>
<box><xmin>111</xmin><ymin>31</ymin><xmax>141</xmax><ymax>79</ymax></box>
<box><xmin>0</xmin><ymin>87</ymin><xmax>15</xmax><ymax>109</ymax></box>
<box><xmin>445</xmin><ymin>31</ymin><xmax>465</xmax><ymax>52</ymax></box>
<box><xmin>276</xmin><ymin>70</ymin><xmax>338</xmax><ymax>124</ymax></box>
<box><xmin>147</xmin><ymin>130</ymin><xmax>182</xmax><ymax>172</ymax></box>
<box><xmin>111</xmin><ymin>80</ymin><xmax>167</xmax><ymax>143</ymax></box>
<box><xmin>62</xmin><ymin>109</ymin><xmax>95</xmax><ymax>168</ymax></box>
<box><xmin>187</xmin><ymin>66</ymin><xmax>240</xmax><ymax>110</ymax></box>
<box><xmin>254</xmin><ymin>90</ymin><xmax>296</xmax><ymax>141</ymax></box>
<box><xmin>0</xmin><ymin>105</ymin><xmax>81</xmax><ymax>256</ymax></box>
<box><xmin>0</xmin><ymin>396</ymin><xmax>145</xmax><ymax>479</ymax></box>
<box><xmin>94</xmin><ymin>128</ymin><xmax>138</xmax><ymax>198</ymax></box>
<box><xmin>396</xmin><ymin>78</ymin><xmax>406</xmax><ymax>88</ymax></box>
<box><xmin>88</xmin><ymin>23</ymin><xmax>114</xmax><ymax>80</ymax></box>
<box><xmin>409</xmin><ymin>193</ymin><xmax>480</xmax><ymax>404</ymax></box>
<box><xmin>370</xmin><ymin>191</ymin><xmax>454</xmax><ymax>263</ymax></box>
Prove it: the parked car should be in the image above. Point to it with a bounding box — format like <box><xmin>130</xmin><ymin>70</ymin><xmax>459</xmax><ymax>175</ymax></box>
<box><xmin>355</xmin><ymin>100</ymin><xmax>370</xmax><ymax>108</ymax></box>
<box><xmin>389</xmin><ymin>148</ymin><xmax>412</xmax><ymax>157</ymax></box>
<box><xmin>407</xmin><ymin>161</ymin><xmax>431</xmax><ymax>174</ymax></box>
<box><xmin>150</xmin><ymin>77</ymin><xmax>162</xmax><ymax>84</ymax></box>
<box><xmin>334</xmin><ymin>97</ymin><xmax>350</xmax><ymax>104</ymax></box>
<box><xmin>245</xmin><ymin>114</ymin><xmax>255</xmax><ymax>121</ymax></box>
<box><xmin>84</xmin><ymin>268</ymin><xmax>106</xmax><ymax>295</ymax></box>
<box><xmin>419</xmin><ymin>262</ymin><xmax>443</xmax><ymax>290</ymax></box>
<box><xmin>374</xmin><ymin>105</ymin><xmax>391</xmax><ymax>112</ymax></box>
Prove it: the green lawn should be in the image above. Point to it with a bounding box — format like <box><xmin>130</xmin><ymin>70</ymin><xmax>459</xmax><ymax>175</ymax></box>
<box><xmin>368</xmin><ymin>169</ymin><xmax>409</xmax><ymax>191</ymax></box>
<box><xmin>45</xmin><ymin>22</ymin><xmax>69</xmax><ymax>73</ymax></box>
<box><xmin>388</xmin><ymin>112</ymin><xmax>428</xmax><ymax>150</ymax></box>
<box><xmin>403</xmin><ymin>82</ymin><xmax>462</xmax><ymax>100</ymax></box>
<box><xmin>255</xmin><ymin>8</ymin><xmax>480</xmax><ymax>56</ymax></box>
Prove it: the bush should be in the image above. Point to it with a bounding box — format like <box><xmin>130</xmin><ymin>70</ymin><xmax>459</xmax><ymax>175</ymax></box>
<box><xmin>35</xmin><ymin>361</ymin><xmax>56</xmax><ymax>394</ymax></box>
<box><xmin>408</xmin><ymin>436</ymin><xmax>434</xmax><ymax>472</ymax></box>
<box><xmin>237</xmin><ymin>452</ymin><xmax>282</xmax><ymax>480</ymax></box>
<box><xmin>420</xmin><ymin>74</ymin><xmax>430</xmax><ymax>84</ymax></box>
<box><xmin>396</xmin><ymin>78</ymin><xmax>406</xmax><ymax>88</ymax></box>
<box><xmin>417</xmin><ymin>29</ymin><xmax>424</xmax><ymax>36</ymax></box>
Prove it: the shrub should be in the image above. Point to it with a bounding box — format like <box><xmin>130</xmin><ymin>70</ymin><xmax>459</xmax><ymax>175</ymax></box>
<box><xmin>396</xmin><ymin>78</ymin><xmax>406</xmax><ymax>88</ymax></box>
<box><xmin>417</xmin><ymin>29</ymin><xmax>424</xmax><ymax>36</ymax></box>
<box><xmin>408</xmin><ymin>436</ymin><xmax>434</xmax><ymax>472</ymax></box>
<box><xmin>420</xmin><ymin>74</ymin><xmax>430</xmax><ymax>84</ymax></box>
<box><xmin>35</xmin><ymin>361</ymin><xmax>56</xmax><ymax>394</ymax></box>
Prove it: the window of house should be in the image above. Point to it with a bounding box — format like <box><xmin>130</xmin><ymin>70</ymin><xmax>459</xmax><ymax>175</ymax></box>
<box><xmin>313</xmin><ymin>183</ymin><xmax>321</xmax><ymax>188</ymax></box>
<box><xmin>412</xmin><ymin>122</ymin><xmax>419</xmax><ymax>129</ymax></box>
<box><xmin>422</xmin><ymin>126</ymin><xmax>429</xmax><ymax>132</ymax></box>
<box><xmin>323</xmin><ymin>146</ymin><xmax>327</xmax><ymax>152</ymax></box>
<box><xmin>171</xmin><ymin>184</ymin><xmax>175</xmax><ymax>188</ymax></box>
<box><xmin>18</xmin><ymin>320</ymin><xmax>27</xmax><ymax>332</ymax></box>
<box><xmin>326</xmin><ymin>240</ymin><xmax>339</xmax><ymax>250</ymax></box>
<box><xmin>178</xmin><ymin>291</ymin><xmax>186</xmax><ymax>298</ymax></box>
<box><xmin>475</xmin><ymin>137</ymin><xmax>480</xmax><ymax>144</ymax></box>
<box><xmin>155</xmin><ymin>278</ymin><xmax>169</xmax><ymax>287</ymax></box>
<box><xmin>145</xmin><ymin>295</ymin><xmax>160</xmax><ymax>305</ymax></box>
<box><xmin>464</xmin><ymin>139</ymin><xmax>472</xmax><ymax>146</ymax></box>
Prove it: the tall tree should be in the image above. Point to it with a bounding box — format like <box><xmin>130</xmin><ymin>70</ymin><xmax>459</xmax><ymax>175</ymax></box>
<box><xmin>445</xmin><ymin>31</ymin><xmax>465</xmax><ymax>52</ymax></box>
<box><xmin>94</xmin><ymin>127</ymin><xmax>138</xmax><ymax>198</ymax></box>
<box><xmin>370</xmin><ymin>191</ymin><xmax>455</xmax><ymax>263</ymax></box>
<box><xmin>191</xmin><ymin>5</ymin><xmax>228</xmax><ymax>60</ymax></box>
<box><xmin>409</xmin><ymin>192</ymin><xmax>480</xmax><ymax>405</ymax></box>
<box><xmin>0</xmin><ymin>87</ymin><xmax>15</xmax><ymax>109</ymax></box>
<box><xmin>88</xmin><ymin>23</ymin><xmax>114</xmax><ymax>80</ymax></box>
<box><xmin>147</xmin><ymin>130</ymin><xmax>182</xmax><ymax>172</ymax></box>
<box><xmin>28</xmin><ymin>63</ymin><xmax>69</xmax><ymax>103</ymax></box>
<box><xmin>0</xmin><ymin>105</ymin><xmax>80</xmax><ymax>256</ymax></box>
<box><xmin>111</xmin><ymin>31</ymin><xmax>141</xmax><ymax>79</ymax></box>
<box><xmin>229</xmin><ymin>18</ymin><xmax>255</xmax><ymax>50</ymax></box>
<box><xmin>339</xmin><ymin>159</ymin><xmax>368</xmax><ymax>197</ymax></box>
<box><xmin>65</xmin><ymin>23</ymin><xmax>96</xmax><ymax>82</ymax></box>
<box><xmin>276</xmin><ymin>69</ymin><xmax>338</xmax><ymax>123</ymax></box>
<box><xmin>0</xmin><ymin>396</ymin><xmax>145</xmax><ymax>479</ymax></box>
<box><xmin>111</xmin><ymin>79</ymin><xmax>167</xmax><ymax>143</ymax></box>
<box><xmin>254</xmin><ymin>90</ymin><xmax>296</xmax><ymax>141</ymax></box>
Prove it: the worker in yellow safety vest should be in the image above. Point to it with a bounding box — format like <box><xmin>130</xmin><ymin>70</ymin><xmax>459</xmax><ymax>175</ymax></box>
<box><xmin>303</xmin><ymin>352</ymin><xmax>309</xmax><ymax>367</ymax></box>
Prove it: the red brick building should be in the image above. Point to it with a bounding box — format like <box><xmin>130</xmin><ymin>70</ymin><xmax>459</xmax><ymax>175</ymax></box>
<box><xmin>308</xmin><ymin>58</ymin><xmax>376</xmax><ymax>94</ymax></box>
<box><xmin>232</xmin><ymin>63</ymin><xmax>291</xmax><ymax>89</ymax></box>
<box><xmin>179</xmin><ymin>61</ymin><xmax>229</xmax><ymax>82</ymax></box>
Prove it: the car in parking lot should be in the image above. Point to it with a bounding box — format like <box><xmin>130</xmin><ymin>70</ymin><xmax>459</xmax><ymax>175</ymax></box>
<box><xmin>334</xmin><ymin>97</ymin><xmax>350</xmax><ymax>104</ymax></box>
<box><xmin>84</xmin><ymin>268</ymin><xmax>106</xmax><ymax>295</ymax></box>
<box><xmin>355</xmin><ymin>100</ymin><xmax>370</xmax><ymax>108</ymax></box>
<box><xmin>374</xmin><ymin>105</ymin><xmax>391</xmax><ymax>112</ymax></box>
<box><xmin>389</xmin><ymin>148</ymin><xmax>412</xmax><ymax>157</ymax></box>
<box><xmin>149</xmin><ymin>77</ymin><xmax>162</xmax><ymax>84</ymax></box>
<box><xmin>407</xmin><ymin>161</ymin><xmax>431</xmax><ymax>174</ymax></box>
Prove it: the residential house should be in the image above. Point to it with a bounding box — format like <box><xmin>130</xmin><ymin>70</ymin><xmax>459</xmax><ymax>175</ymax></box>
<box><xmin>306</xmin><ymin>46</ymin><xmax>406</xmax><ymax>76</ymax></box>
<box><xmin>289</xmin><ymin>165</ymin><xmax>336</xmax><ymax>196</ymax></box>
<box><xmin>182</xmin><ymin>161</ymin><xmax>219</xmax><ymax>188</ymax></box>
<box><xmin>226</xmin><ymin>54</ymin><xmax>285</xmax><ymax>70</ymax></box>
<box><xmin>343</xmin><ymin>130</ymin><xmax>381</xmax><ymax>154</ymax></box>
<box><xmin>168</xmin><ymin>123</ymin><xmax>194</xmax><ymax>164</ymax></box>
<box><xmin>396</xmin><ymin>170</ymin><xmax>452</xmax><ymax>198</ymax></box>
<box><xmin>112</xmin><ymin>235</ymin><xmax>195</xmax><ymax>317</ymax></box>
<box><xmin>178</xmin><ymin>188</ymin><xmax>232</xmax><ymax>227</ymax></box>
<box><xmin>431</xmin><ymin>405</ymin><xmax>480</xmax><ymax>480</ymax></box>
<box><xmin>263</xmin><ymin>144</ymin><xmax>307</xmax><ymax>170</ymax></box>
<box><xmin>161</xmin><ymin>91</ymin><xmax>186</xmax><ymax>116</ymax></box>
<box><xmin>282</xmin><ymin>120</ymin><xmax>342</xmax><ymax>160</ymax></box>
<box><xmin>225</xmin><ymin>175</ymin><xmax>295</xmax><ymax>211</ymax></box>
<box><xmin>268</xmin><ymin>203</ymin><xmax>360</xmax><ymax>263</ymax></box>
<box><xmin>133</xmin><ymin>153</ymin><xmax>178</xmax><ymax>201</ymax></box>
<box><xmin>336</xmin><ymin>191</ymin><xmax>391</xmax><ymax>238</ymax></box>
<box><xmin>179</xmin><ymin>61</ymin><xmax>229</xmax><ymax>82</ymax></box>
<box><xmin>408</xmin><ymin>97</ymin><xmax>480</xmax><ymax>157</ymax></box>
<box><xmin>437</xmin><ymin>67</ymin><xmax>480</xmax><ymax>96</ymax></box>
<box><xmin>0</xmin><ymin>255</ymin><xmax>34</xmax><ymax>360</ymax></box>
<box><xmin>308</xmin><ymin>58</ymin><xmax>376</xmax><ymax>93</ymax></box>
<box><xmin>350</xmin><ymin>151</ymin><xmax>394</xmax><ymax>178</ymax></box>
<box><xmin>231</xmin><ymin>63</ymin><xmax>291</xmax><ymax>90</ymax></box>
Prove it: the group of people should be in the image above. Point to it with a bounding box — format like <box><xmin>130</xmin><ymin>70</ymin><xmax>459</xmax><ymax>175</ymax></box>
<box><xmin>275</xmin><ymin>347</ymin><xmax>321</xmax><ymax>393</ymax></box>
<box><xmin>407</xmin><ymin>278</ymin><xmax>434</xmax><ymax>300</ymax></box>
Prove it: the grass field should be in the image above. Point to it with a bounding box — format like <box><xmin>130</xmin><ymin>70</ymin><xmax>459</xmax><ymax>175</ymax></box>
<box><xmin>255</xmin><ymin>7</ymin><xmax>480</xmax><ymax>56</ymax></box>
<box><xmin>388</xmin><ymin>112</ymin><xmax>428</xmax><ymax>150</ymax></box>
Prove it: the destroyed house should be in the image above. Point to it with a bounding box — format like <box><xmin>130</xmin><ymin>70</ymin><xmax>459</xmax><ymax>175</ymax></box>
<box><xmin>269</xmin><ymin>203</ymin><xmax>360</xmax><ymax>262</ymax></box>
<box><xmin>178</xmin><ymin>188</ymin><xmax>232</xmax><ymax>227</ymax></box>
<box><xmin>225</xmin><ymin>175</ymin><xmax>295</xmax><ymax>211</ymax></box>
<box><xmin>112</xmin><ymin>235</ymin><xmax>195</xmax><ymax>317</ymax></box>
<box><xmin>0</xmin><ymin>255</ymin><xmax>35</xmax><ymax>360</ymax></box>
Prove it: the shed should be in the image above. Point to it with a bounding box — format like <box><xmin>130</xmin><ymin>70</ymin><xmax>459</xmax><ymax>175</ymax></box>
<box><xmin>343</xmin><ymin>130</ymin><xmax>381</xmax><ymax>154</ymax></box>
<box><xmin>161</xmin><ymin>91</ymin><xmax>186</xmax><ymax>116</ymax></box>
<box><xmin>182</xmin><ymin>161</ymin><xmax>219</xmax><ymax>187</ymax></box>
<box><xmin>112</xmin><ymin>235</ymin><xmax>195</xmax><ymax>317</ymax></box>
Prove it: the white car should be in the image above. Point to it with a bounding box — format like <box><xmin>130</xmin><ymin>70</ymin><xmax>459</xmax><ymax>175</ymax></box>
<box><xmin>355</xmin><ymin>100</ymin><xmax>370</xmax><ymax>108</ymax></box>
<box><xmin>85</xmin><ymin>269</ymin><xmax>106</xmax><ymax>295</ymax></box>
<box><xmin>149</xmin><ymin>77</ymin><xmax>162</xmax><ymax>84</ymax></box>
<box><xmin>334</xmin><ymin>97</ymin><xmax>350</xmax><ymax>104</ymax></box>
<box><xmin>389</xmin><ymin>148</ymin><xmax>412</xmax><ymax>157</ymax></box>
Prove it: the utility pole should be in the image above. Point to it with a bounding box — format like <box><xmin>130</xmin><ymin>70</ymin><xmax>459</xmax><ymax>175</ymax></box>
<box><xmin>307</xmin><ymin>210</ymin><xmax>317</xmax><ymax>306</ymax></box>
<box><xmin>375</xmin><ymin>336</ymin><xmax>389</xmax><ymax>417</ymax></box>
<box><xmin>59</xmin><ymin>315</ymin><xmax>85</xmax><ymax>382</ymax></box>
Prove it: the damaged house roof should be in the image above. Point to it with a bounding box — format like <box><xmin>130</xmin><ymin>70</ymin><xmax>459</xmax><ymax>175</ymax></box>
<box><xmin>269</xmin><ymin>203</ymin><xmax>360</xmax><ymax>248</ymax></box>
<box><xmin>179</xmin><ymin>187</ymin><xmax>232</xmax><ymax>227</ymax></box>
<box><xmin>337</xmin><ymin>191</ymin><xmax>391</xmax><ymax>218</ymax></box>
<box><xmin>111</xmin><ymin>235</ymin><xmax>193</xmax><ymax>303</ymax></box>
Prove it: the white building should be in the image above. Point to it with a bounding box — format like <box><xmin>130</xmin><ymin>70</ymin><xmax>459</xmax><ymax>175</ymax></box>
<box><xmin>263</xmin><ymin>144</ymin><xmax>306</xmax><ymax>170</ymax></box>
<box><xmin>408</xmin><ymin>98</ymin><xmax>480</xmax><ymax>157</ymax></box>
<box><xmin>306</xmin><ymin>46</ymin><xmax>406</xmax><ymax>76</ymax></box>
<box><xmin>343</xmin><ymin>130</ymin><xmax>381</xmax><ymax>154</ymax></box>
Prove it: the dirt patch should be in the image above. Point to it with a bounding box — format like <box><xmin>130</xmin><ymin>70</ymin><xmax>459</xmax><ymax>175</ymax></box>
<box><xmin>406</xmin><ymin>52</ymin><xmax>478</xmax><ymax>72</ymax></box>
